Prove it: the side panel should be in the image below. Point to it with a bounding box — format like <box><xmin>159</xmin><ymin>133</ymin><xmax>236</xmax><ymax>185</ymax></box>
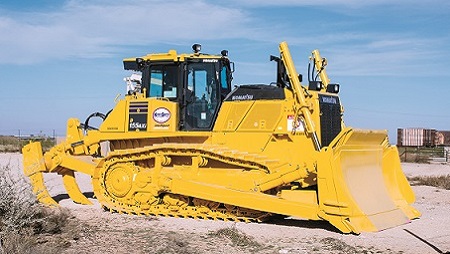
<box><xmin>100</xmin><ymin>98</ymin><xmax>179</xmax><ymax>133</ymax></box>
<box><xmin>214</xmin><ymin>100</ymin><xmax>286</xmax><ymax>133</ymax></box>
<box><xmin>100</xmin><ymin>100</ymin><xmax>127</xmax><ymax>132</ymax></box>
<box><xmin>213</xmin><ymin>101</ymin><xmax>254</xmax><ymax>131</ymax></box>
<box><xmin>238</xmin><ymin>102</ymin><xmax>283</xmax><ymax>132</ymax></box>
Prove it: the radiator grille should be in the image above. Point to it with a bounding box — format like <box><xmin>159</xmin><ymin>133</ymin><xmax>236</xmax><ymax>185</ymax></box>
<box><xmin>319</xmin><ymin>95</ymin><xmax>342</xmax><ymax>147</ymax></box>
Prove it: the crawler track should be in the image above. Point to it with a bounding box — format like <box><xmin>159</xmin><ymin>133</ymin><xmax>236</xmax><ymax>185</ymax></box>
<box><xmin>92</xmin><ymin>144</ymin><xmax>277</xmax><ymax>222</ymax></box>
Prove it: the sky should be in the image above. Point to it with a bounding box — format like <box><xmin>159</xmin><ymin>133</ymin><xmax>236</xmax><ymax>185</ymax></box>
<box><xmin>0</xmin><ymin>0</ymin><xmax>449</xmax><ymax>143</ymax></box>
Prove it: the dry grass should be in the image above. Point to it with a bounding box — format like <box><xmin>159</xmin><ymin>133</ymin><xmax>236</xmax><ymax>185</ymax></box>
<box><xmin>0</xmin><ymin>163</ymin><xmax>78</xmax><ymax>253</ymax></box>
<box><xmin>408</xmin><ymin>174</ymin><xmax>450</xmax><ymax>190</ymax></box>
<box><xmin>0</xmin><ymin>136</ymin><xmax>56</xmax><ymax>153</ymax></box>
<box><xmin>207</xmin><ymin>225</ymin><xmax>265</xmax><ymax>253</ymax></box>
<box><xmin>0</xmin><ymin>136</ymin><xmax>20</xmax><ymax>153</ymax></box>
<box><xmin>317</xmin><ymin>237</ymin><xmax>359</xmax><ymax>253</ymax></box>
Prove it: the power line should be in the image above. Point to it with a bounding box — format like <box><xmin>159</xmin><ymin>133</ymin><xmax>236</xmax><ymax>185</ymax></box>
<box><xmin>346</xmin><ymin>107</ymin><xmax>450</xmax><ymax>118</ymax></box>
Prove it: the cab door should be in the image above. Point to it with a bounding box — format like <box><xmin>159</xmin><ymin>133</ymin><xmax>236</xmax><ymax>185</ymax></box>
<box><xmin>183</xmin><ymin>61</ymin><xmax>220</xmax><ymax>130</ymax></box>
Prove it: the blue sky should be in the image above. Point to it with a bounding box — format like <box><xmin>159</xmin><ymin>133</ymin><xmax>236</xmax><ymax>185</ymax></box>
<box><xmin>1</xmin><ymin>0</ymin><xmax>449</xmax><ymax>143</ymax></box>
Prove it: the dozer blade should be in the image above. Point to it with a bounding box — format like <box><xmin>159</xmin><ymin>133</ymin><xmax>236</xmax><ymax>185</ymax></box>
<box><xmin>61</xmin><ymin>169</ymin><xmax>92</xmax><ymax>205</ymax></box>
<box><xmin>317</xmin><ymin>128</ymin><xmax>420</xmax><ymax>233</ymax></box>
<box><xmin>22</xmin><ymin>142</ymin><xmax>58</xmax><ymax>206</ymax></box>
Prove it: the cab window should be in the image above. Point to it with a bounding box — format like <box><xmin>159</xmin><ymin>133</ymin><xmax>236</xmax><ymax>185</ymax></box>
<box><xmin>149</xmin><ymin>65</ymin><xmax>178</xmax><ymax>99</ymax></box>
<box><xmin>220</xmin><ymin>66</ymin><xmax>228</xmax><ymax>89</ymax></box>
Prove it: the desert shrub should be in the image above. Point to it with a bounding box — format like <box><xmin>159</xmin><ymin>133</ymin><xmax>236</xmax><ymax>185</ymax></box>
<box><xmin>319</xmin><ymin>237</ymin><xmax>359</xmax><ymax>254</ymax></box>
<box><xmin>208</xmin><ymin>225</ymin><xmax>263</xmax><ymax>252</ymax></box>
<box><xmin>0</xmin><ymin>136</ymin><xmax>56</xmax><ymax>153</ymax></box>
<box><xmin>0</xmin><ymin>136</ymin><xmax>22</xmax><ymax>153</ymax></box>
<box><xmin>40</xmin><ymin>138</ymin><xmax>57</xmax><ymax>152</ymax></box>
<box><xmin>0</xmin><ymin>163</ymin><xmax>70</xmax><ymax>253</ymax></box>
<box><xmin>414</xmin><ymin>154</ymin><xmax>432</xmax><ymax>163</ymax></box>
<box><xmin>401</xmin><ymin>153</ymin><xmax>430</xmax><ymax>163</ymax></box>
<box><xmin>408</xmin><ymin>175</ymin><xmax>450</xmax><ymax>190</ymax></box>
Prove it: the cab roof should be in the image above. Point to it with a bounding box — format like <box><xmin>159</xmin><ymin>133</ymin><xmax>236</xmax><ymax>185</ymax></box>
<box><xmin>123</xmin><ymin>49</ymin><xmax>224</xmax><ymax>71</ymax></box>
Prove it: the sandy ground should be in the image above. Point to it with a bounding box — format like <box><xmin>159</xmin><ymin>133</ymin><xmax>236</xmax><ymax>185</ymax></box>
<box><xmin>1</xmin><ymin>153</ymin><xmax>450</xmax><ymax>253</ymax></box>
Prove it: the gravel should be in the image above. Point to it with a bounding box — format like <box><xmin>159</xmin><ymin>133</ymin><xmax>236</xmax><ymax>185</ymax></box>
<box><xmin>2</xmin><ymin>152</ymin><xmax>449</xmax><ymax>254</ymax></box>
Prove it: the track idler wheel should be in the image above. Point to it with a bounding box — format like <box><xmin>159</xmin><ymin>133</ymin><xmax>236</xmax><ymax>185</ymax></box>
<box><xmin>104</xmin><ymin>163</ymin><xmax>135</xmax><ymax>199</ymax></box>
<box><xmin>94</xmin><ymin>161</ymin><xmax>161</xmax><ymax>212</ymax></box>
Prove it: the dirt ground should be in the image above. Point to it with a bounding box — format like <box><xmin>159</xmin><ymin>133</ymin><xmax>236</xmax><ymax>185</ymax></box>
<box><xmin>2</xmin><ymin>153</ymin><xmax>450</xmax><ymax>254</ymax></box>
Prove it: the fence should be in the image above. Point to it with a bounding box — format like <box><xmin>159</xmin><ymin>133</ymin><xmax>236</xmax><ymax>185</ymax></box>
<box><xmin>398</xmin><ymin>146</ymin><xmax>448</xmax><ymax>163</ymax></box>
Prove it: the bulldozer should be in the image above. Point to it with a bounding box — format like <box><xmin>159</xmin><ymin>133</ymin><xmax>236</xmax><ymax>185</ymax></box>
<box><xmin>22</xmin><ymin>41</ymin><xmax>420</xmax><ymax>234</ymax></box>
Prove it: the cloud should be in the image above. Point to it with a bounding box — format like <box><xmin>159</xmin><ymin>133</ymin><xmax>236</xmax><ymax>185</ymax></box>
<box><xmin>0</xmin><ymin>0</ymin><xmax>252</xmax><ymax>64</ymax></box>
<box><xmin>232</xmin><ymin>0</ymin><xmax>450</xmax><ymax>9</ymax></box>
<box><xmin>1</xmin><ymin>0</ymin><xmax>449</xmax><ymax>79</ymax></box>
<box><xmin>319</xmin><ymin>35</ymin><xmax>447</xmax><ymax>77</ymax></box>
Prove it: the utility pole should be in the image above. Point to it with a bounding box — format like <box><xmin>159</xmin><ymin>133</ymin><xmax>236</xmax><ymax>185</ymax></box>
<box><xmin>18</xmin><ymin>129</ymin><xmax>21</xmax><ymax>149</ymax></box>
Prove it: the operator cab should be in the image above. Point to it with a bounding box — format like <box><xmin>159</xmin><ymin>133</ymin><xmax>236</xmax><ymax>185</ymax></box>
<box><xmin>123</xmin><ymin>44</ymin><xmax>233</xmax><ymax>131</ymax></box>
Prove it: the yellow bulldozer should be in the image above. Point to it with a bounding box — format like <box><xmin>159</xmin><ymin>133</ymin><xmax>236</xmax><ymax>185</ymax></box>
<box><xmin>22</xmin><ymin>41</ymin><xmax>420</xmax><ymax>233</ymax></box>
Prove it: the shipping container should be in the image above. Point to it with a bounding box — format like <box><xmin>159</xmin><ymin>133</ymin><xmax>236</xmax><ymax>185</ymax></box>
<box><xmin>436</xmin><ymin>131</ymin><xmax>450</xmax><ymax>146</ymax></box>
<box><xmin>397</xmin><ymin>128</ymin><xmax>437</xmax><ymax>147</ymax></box>
<box><xmin>424</xmin><ymin>129</ymin><xmax>437</xmax><ymax>146</ymax></box>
